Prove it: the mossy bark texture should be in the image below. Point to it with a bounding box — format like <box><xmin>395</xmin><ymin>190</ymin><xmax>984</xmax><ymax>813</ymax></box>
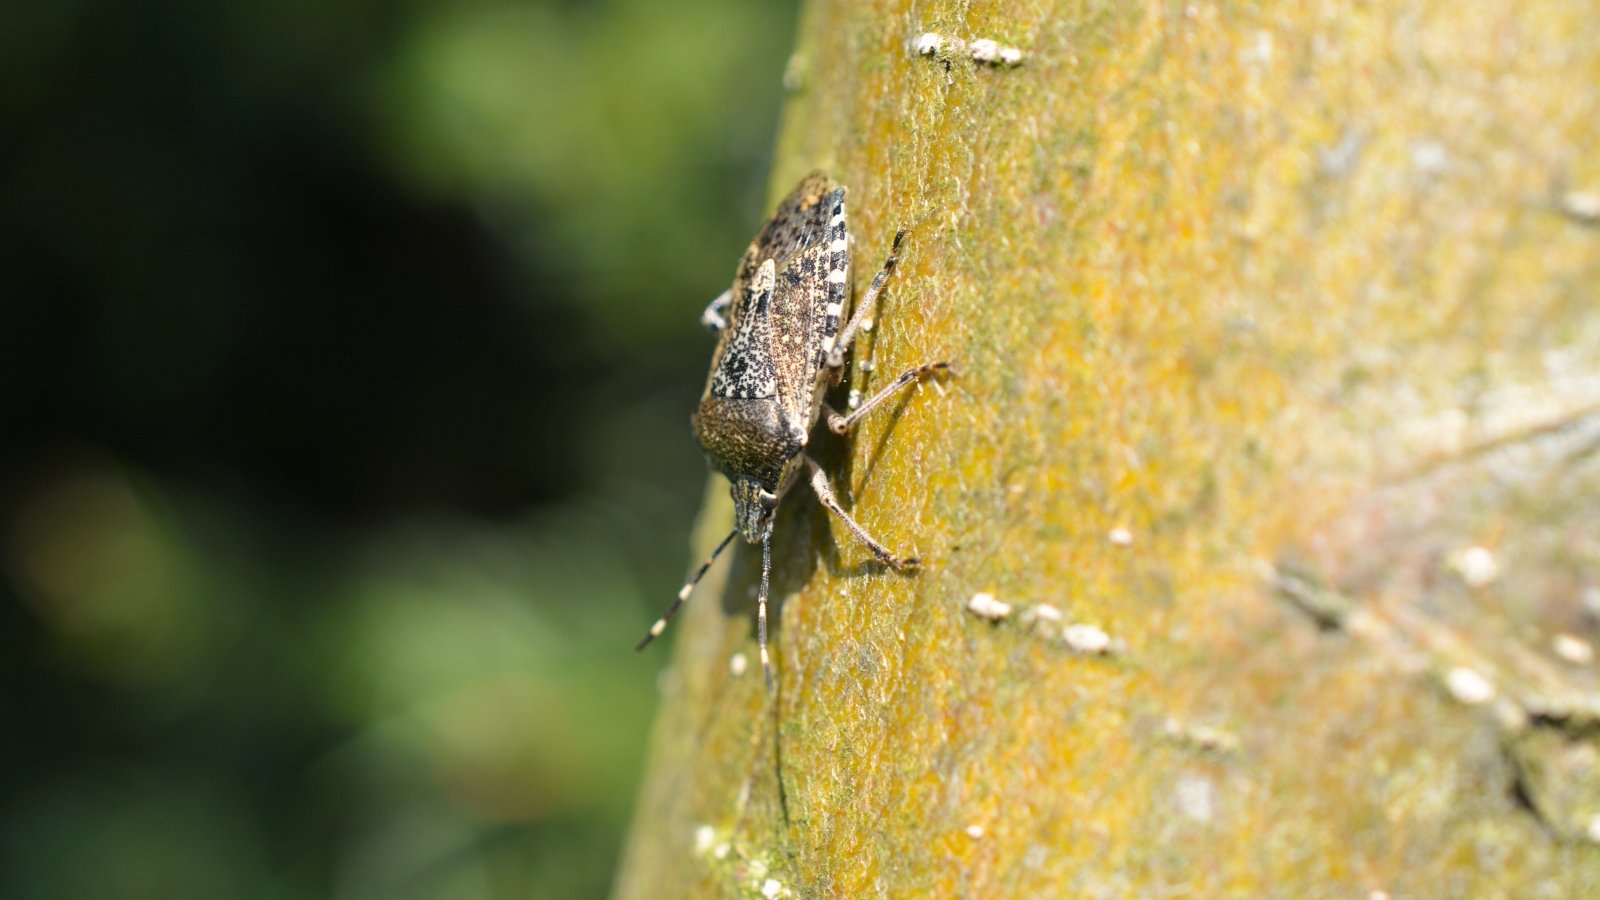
<box><xmin>618</xmin><ymin>1</ymin><xmax>1600</xmax><ymax>896</ymax></box>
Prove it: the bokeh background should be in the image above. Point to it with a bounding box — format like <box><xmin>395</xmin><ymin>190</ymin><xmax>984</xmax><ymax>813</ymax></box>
<box><xmin>1</xmin><ymin>0</ymin><xmax>798</xmax><ymax>896</ymax></box>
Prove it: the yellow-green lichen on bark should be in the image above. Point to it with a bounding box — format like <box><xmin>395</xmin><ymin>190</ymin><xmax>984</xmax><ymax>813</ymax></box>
<box><xmin>618</xmin><ymin>0</ymin><xmax>1600</xmax><ymax>896</ymax></box>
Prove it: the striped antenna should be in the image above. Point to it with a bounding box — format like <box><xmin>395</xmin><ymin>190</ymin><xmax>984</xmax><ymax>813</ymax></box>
<box><xmin>635</xmin><ymin>530</ymin><xmax>739</xmax><ymax>652</ymax></box>
<box><xmin>757</xmin><ymin>529</ymin><xmax>773</xmax><ymax>690</ymax></box>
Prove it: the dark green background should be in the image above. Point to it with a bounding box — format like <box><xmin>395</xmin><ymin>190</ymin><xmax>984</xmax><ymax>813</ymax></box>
<box><xmin>1</xmin><ymin>0</ymin><xmax>796</xmax><ymax>896</ymax></box>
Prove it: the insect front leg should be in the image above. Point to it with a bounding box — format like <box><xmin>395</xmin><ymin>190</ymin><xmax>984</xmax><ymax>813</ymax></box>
<box><xmin>824</xmin><ymin>360</ymin><xmax>951</xmax><ymax>434</ymax></box>
<box><xmin>826</xmin><ymin>229</ymin><xmax>907</xmax><ymax>376</ymax></box>
<box><xmin>803</xmin><ymin>455</ymin><xmax>918</xmax><ymax>571</ymax></box>
<box><xmin>700</xmin><ymin>289</ymin><xmax>733</xmax><ymax>332</ymax></box>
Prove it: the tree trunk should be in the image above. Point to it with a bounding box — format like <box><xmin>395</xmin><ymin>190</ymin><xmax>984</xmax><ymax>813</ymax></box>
<box><xmin>618</xmin><ymin>1</ymin><xmax>1600</xmax><ymax>895</ymax></box>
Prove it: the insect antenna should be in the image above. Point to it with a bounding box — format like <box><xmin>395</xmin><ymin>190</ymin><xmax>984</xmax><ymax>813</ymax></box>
<box><xmin>758</xmin><ymin>527</ymin><xmax>773</xmax><ymax>691</ymax></box>
<box><xmin>635</xmin><ymin>529</ymin><xmax>738</xmax><ymax>651</ymax></box>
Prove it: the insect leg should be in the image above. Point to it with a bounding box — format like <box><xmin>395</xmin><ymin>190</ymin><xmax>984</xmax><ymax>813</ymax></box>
<box><xmin>827</xmin><ymin>229</ymin><xmax>906</xmax><ymax>372</ymax></box>
<box><xmin>635</xmin><ymin>529</ymin><xmax>738</xmax><ymax>650</ymax></box>
<box><xmin>804</xmin><ymin>455</ymin><xmax>919</xmax><ymax>571</ymax></box>
<box><xmin>700</xmin><ymin>289</ymin><xmax>732</xmax><ymax>332</ymax></box>
<box><xmin>825</xmin><ymin>360</ymin><xmax>951</xmax><ymax>434</ymax></box>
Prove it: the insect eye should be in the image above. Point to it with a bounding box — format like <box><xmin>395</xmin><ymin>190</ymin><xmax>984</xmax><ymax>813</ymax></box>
<box><xmin>759</xmin><ymin>491</ymin><xmax>779</xmax><ymax>510</ymax></box>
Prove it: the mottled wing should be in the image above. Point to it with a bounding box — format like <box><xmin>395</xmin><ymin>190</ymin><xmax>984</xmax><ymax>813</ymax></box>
<box><xmin>746</xmin><ymin>173</ymin><xmax>849</xmax><ymax>424</ymax></box>
<box><xmin>707</xmin><ymin>173</ymin><xmax>834</xmax><ymax>404</ymax></box>
<box><xmin>732</xmin><ymin>172</ymin><xmax>839</xmax><ymax>298</ymax></box>
<box><xmin>708</xmin><ymin>259</ymin><xmax>777</xmax><ymax>399</ymax></box>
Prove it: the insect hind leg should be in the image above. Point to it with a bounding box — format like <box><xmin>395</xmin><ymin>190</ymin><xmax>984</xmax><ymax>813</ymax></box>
<box><xmin>803</xmin><ymin>455</ymin><xmax>919</xmax><ymax>571</ymax></box>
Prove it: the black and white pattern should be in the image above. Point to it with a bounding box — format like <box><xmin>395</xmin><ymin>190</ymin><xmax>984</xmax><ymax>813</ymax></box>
<box><xmin>710</xmin><ymin>259</ymin><xmax>777</xmax><ymax>399</ymax></box>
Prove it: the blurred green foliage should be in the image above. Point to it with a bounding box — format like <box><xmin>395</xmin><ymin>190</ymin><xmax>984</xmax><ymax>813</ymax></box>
<box><xmin>0</xmin><ymin>0</ymin><xmax>796</xmax><ymax>897</ymax></box>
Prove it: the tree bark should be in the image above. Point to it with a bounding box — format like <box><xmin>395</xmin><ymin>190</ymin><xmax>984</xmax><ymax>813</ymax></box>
<box><xmin>618</xmin><ymin>1</ymin><xmax>1600</xmax><ymax>895</ymax></box>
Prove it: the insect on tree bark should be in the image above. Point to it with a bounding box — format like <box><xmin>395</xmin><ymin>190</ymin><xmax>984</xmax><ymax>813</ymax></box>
<box><xmin>635</xmin><ymin>172</ymin><xmax>949</xmax><ymax>688</ymax></box>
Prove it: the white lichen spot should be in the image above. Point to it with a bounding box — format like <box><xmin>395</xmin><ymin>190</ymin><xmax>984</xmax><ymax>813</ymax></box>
<box><xmin>1188</xmin><ymin>725</ymin><xmax>1236</xmax><ymax>753</ymax></box>
<box><xmin>1445</xmin><ymin>666</ymin><xmax>1495</xmax><ymax>705</ymax></box>
<box><xmin>1242</xmin><ymin>30</ymin><xmax>1273</xmax><ymax>64</ymax></box>
<box><xmin>1164</xmin><ymin>717</ymin><xmax>1240</xmax><ymax>753</ymax></box>
<box><xmin>694</xmin><ymin>825</ymin><xmax>716</xmax><ymax>855</ymax></box>
<box><xmin>1450</xmin><ymin>545</ymin><xmax>1499</xmax><ymax>587</ymax></box>
<box><xmin>1552</xmin><ymin>633</ymin><xmax>1594</xmax><ymax>666</ymax></box>
<box><xmin>936</xmin><ymin>36</ymin><xmax>1023</xmax><ymax>66</ymax></box>
<box><xmin>782</xmin><ymin>52</ymin><xmax>805</xmax><ymax>93</ymax></box>
<box><xmin>1562</xmin><ymin>190</ymin><xmax>1600</xmax><ymax>224</ymax></box>
<box><xmin>760</xmin><ymin>878</ymin><xmax>783</xmax><ymax>899</ymax></box>
<box><xmin>965</xmin><ymin>824</ymin><xmax>985</xmax><ymax>839</ymax></box>
<box><xmin>1108</xmin><ymin>526</ymin><xmax>1133</xmax><ymax>546</ymax></box>
<box><xmin>1063</xmin><ymin>623</ymin><xmax>1114</xmax><ymax>655</ymax></box>
<box><xmin>729</xmin><ymin>652</ymin><xmax>749</xmax><ymax>677</ymax></box>
<box><xmin>1175</xmin><ymin>773</ymin><xmax>1215</xmax><ymax>822</ymax></box>
<box><xmin>1020</xmin><ymin>604</ymin><xmax>1065</xmax><ymax>631</ymax></box>
<box><xmin>967</xmin><ymin>591</ymin><xmax>1012</xmax><ymax>621</ymax></box>
<box><xmin>1411</xmin><ymin>140</ymin><xmax>1449</xmax><ymax>174</ymax></box>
